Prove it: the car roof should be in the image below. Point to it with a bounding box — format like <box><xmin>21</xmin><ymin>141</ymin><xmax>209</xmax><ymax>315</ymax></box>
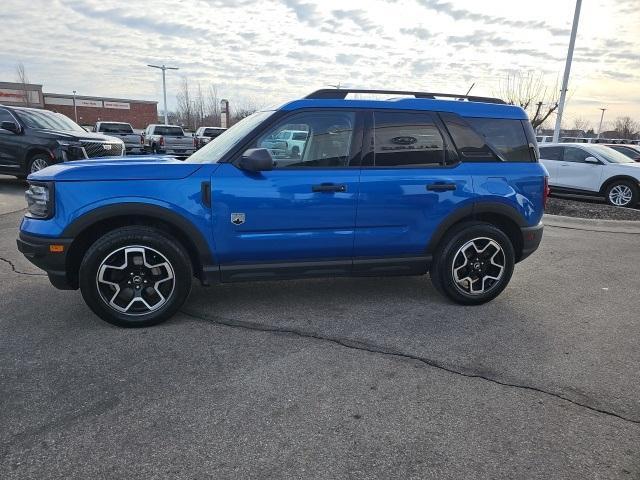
<box><xmin>273</xmin><ymin>97</ymin><xmax>528</xmax><ymax>120</ymax></box>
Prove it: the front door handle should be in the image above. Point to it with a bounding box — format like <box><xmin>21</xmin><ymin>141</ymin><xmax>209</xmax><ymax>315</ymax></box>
<box><xmin>427</xmin><ymin>182</ymin><xmax>456</xmax><ymax>192</ymax></box>
<box><xmin>312</xmin><ymin>183</ymin><xmax>347</xmax><ymax>193</ymax></box>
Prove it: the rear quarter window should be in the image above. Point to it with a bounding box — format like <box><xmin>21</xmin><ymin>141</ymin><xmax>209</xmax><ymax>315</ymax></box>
<box><xmin>465</xmin><ymin>118</ymin><xmax>534</xmax><ymax>162</ymax></box>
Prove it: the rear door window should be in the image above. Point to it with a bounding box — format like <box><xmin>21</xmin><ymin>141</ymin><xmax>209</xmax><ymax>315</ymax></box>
<box><xmin>539</xmin><ymin>146</ymin><xmax>563</xmax><ymax>160</ymax></box>
<box><xmin>562</xmin><ymin>147</ymin><xmax>589</xmax><ymax>163</ymax></box>
<box><xmin>465</xmin><ymin>118</ymin><xmax>534</xmax><ymax>162</ymax></box>
<box><xmin>373</xmin><ymin>111</ymin><xmax>445</xmax><ymax>167</ymax></box>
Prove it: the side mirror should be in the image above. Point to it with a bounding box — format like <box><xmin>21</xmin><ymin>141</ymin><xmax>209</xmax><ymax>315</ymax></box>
<box><xmin>238</xmin><ymin>148</ymin><xmax>273</xmax><ymax>172</ymax></box>
<box><xmin>584</xmin><ymin>156</ymin><xmax>599</xmax><ymax>164</ymax></box>
<box><xmin>1</xmin><ymin>121</ymin><xmax>21</xmax><ymax>134</ymax></box>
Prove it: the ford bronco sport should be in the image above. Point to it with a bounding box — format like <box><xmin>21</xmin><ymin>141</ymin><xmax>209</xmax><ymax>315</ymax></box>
<box><xmin>17</xmin><ymin>89</ymin><xmax>546</xmax><ymax>327</ymax></box>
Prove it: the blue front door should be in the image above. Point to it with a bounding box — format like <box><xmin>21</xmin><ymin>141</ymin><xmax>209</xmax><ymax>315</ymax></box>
<box><xmin>211</xmin><ymin>110</ymin><xmax>363</xmax><ymax>273</ymax></box>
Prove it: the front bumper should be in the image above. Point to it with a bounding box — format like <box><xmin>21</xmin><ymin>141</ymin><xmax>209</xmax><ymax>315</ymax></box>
<box><xmin>519</xmin><ymin>222</ymin><xmax>544</xmax><ymax>262</ymax></box>
<box><xmin>16</xmin><ymin>232</ymin><xmax>75</xmax><ymax>289</ymax></box>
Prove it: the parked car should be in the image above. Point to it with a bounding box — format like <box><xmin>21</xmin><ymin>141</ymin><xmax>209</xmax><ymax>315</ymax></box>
<box><xmin>268</xmin><ymin>129</ymin><xmax>308</xmax><ymax>157</ymax></box>
<box><xmin>94</xmin><ymin>122</ymin><xmax>144</xmax><ymax>155</ymax></box>
<box><xmin>539</xmin><ymin>143</ymin><xmax>640</xmax><ymax>207</ymax></box>
<box><xmin>606</xmin><ymin>144</ymin><xmax>640</xmax><ymax>162</ymax></box>
<box><xmin>0</xmin><ymin>104</ymin><xmax>125</xmax><ymax>178</ymax></box>
<box><xmin>143</xmin><ymin>124</ymin><xmax>195</xmax><ymax>158</ymax></box>
<box><xmin>17</xmin><ymin>88</ymin><xmax>546</xmax><ymax>327</ymax></box>
<box><xmin>194</xmin><ymin>127</ymin><xmax>226</xmax><ymax>149</ymax></box>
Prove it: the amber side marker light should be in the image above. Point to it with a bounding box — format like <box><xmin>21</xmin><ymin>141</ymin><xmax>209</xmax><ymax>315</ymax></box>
<box><xmin>49</xmin><ymin>245</ymin><xmax>65</xmax><ymax>253</ymax></box>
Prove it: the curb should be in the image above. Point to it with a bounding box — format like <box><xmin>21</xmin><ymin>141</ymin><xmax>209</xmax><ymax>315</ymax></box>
<box><xmin>543</xmin><ymin>214</ymin><xmax>640</xmax><ymax>234</ymax></box>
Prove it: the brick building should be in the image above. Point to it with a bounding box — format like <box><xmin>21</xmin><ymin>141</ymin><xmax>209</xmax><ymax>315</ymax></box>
<box><xmin>0</xmin><ymin>81</ymin><xmax>158</xmax><ymax>129</ymax></box>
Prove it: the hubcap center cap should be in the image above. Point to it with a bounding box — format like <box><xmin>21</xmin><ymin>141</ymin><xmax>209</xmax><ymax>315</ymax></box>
<box><xmin>132</xmin><ymin>275</ymin><xmax>143</xmax><ymax>285</ymax></box>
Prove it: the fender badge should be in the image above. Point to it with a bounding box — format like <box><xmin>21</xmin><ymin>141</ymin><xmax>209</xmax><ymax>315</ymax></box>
<box><xmin>231</xmin><ymin>213</ymin><xmax>245</xmax><ymax>225</ymax></box>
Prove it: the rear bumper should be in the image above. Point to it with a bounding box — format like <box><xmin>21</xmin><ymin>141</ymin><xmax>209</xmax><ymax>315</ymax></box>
<box><xmin>16</xmin><ymin>232</ymin><xmax>75</xmax><ymax>289</ymax></box>
<box><xmin>519</xmin><ymin>222</ymin><xmax>543</xmax><ymax>262</ymax></box>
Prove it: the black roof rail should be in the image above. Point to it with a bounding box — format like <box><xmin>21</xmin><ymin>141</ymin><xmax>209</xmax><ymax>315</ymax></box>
<box><xmin>305</xmin><ymin>88</ymin><xmax>506</xmax><ymax>104</ymax></box>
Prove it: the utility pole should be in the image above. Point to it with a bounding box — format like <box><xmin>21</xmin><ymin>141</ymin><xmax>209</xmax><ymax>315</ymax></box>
<box><xmin>72</xmin><ymin>90</ymin><xmax>78</xmax><ymax>123</ymax></box>
<box><xmin>597</xmin><ymin>108</ymin><xmax>606</xmax><ymax>139</ymax></box>
<box><xmin>553</xmin><ymin>0</ymin><xmax>582</xmax><ymax>143</ymax></box>
<box><xmin>147</xmin><ymin>64</ymin><xmax>179</xmax><ymax>124</ymax></box>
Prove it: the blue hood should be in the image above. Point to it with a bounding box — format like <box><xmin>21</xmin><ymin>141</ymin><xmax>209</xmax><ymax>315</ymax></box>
<box><xmin>29</xmin><ymin>155</ymin><xmax>203</xmax><ymax>182</ymax></box>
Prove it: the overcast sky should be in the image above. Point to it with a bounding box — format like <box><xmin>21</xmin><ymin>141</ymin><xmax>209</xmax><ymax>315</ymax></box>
<box><xmin>1</xmin><ymin>0</ymin><xmax>638</xmax><ymax>129</ymax></box>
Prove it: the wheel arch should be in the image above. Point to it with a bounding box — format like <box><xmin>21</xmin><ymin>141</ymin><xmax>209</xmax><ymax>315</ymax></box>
<box><xmin>599</xmin><ymin>175</ymin><xmax>640</xmax><ymax>194</ymax></box>
<box><xmin>63</xmin><ymin>203</ymin><xmax>214</xmax><ymax>289</ymax></box>
<box><xmin>426</xmin><ymin>202</ymin><xmax>528</xmax><ymax>262</ymax></box>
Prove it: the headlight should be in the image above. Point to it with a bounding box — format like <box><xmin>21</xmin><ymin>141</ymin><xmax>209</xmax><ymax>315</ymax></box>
<box><xmin>25</xmin><ymin>182</ymin><xmax>54</xmax><ymax>219</ymax></box>
<box><xmin>56</xmin><ymin>140</ymin><xmax>86</xmax><ymax>160</ymax></box>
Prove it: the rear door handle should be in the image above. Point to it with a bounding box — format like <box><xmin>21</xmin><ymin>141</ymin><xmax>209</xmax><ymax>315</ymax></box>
<box><xmin>426</xmin><ymin>183</ymin><xmax>456</xmax><ymax>192</ymax></box>
<box><xmin>312</xmin><ymin>183</ymin><xmax>347</xmax><ymax>193</ymax></box>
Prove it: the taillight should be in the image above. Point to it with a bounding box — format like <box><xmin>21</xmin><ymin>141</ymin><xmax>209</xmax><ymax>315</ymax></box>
<box><xmin>543</xmin><ymin>176</ymin><xmax>550</xmax><ymax>209</ymax></box>
<box><xmin>159</xmin><ymin>136</ymin><xmax>164</xmax><ymax>147</ymax></box>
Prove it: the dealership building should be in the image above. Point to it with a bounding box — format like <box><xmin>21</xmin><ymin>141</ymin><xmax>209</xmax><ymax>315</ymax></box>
<box><xmin>0</xmin><ymin>81</ymin><xmax>158</xmax><ymax>129</ymax></box>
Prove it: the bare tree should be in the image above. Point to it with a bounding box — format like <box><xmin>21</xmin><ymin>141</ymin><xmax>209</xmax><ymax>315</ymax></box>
<box><xmin>205</xmin><ymin>85</ymin><xmax>221</xmax><ymax>126</ymax></box>
<box><xmin>495</xmin><ymin>72</ymin><xmax>559</xmax><ymax>129</ymax></box>
<box><xmin>571</xmin><ymin>116</ymin><xmax>591</xmax><ymax>133</ymax></box>
<box><xmin>230</xmin><ymin>98</ymin><xmax>260</xmax><ymax>125</ymax></box>
<box><xmin>176</xmin><ymin>78</ymin><xmax>194</xmax><ymax>129</ymax></box>
<box><xmin>15</xmin><ymin>62</ymin><xmax>32</xmax><ymax>107</ymax></box>
<box><xmin>612</xmin><ymin>116</ymin><xmax>640</xmax><ymax>139</ymax></box>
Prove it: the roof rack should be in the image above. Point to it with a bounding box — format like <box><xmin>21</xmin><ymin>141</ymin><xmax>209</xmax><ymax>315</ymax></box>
<box><xmin>305</xmin><ymin>88</ymin><xmax>506</xmax><ymax>104</ymax></box>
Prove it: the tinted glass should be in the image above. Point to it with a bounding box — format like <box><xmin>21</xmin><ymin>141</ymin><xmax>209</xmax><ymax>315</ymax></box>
<box><xmin>0</xmin><ymin>109</ymin><xmax>15</xmax><ymax>126</ymax></box>
<box><xmin>256</xmin><ymin>111</ymin><xmax>355</xmax><ymax>168</ymax></box>
<box><xmin>154</xmin><ymin>126</ymin><xmax>184</xmax><ymax>136</ymax></box>
<box><xmin>440</xmin><ymin>112</ymin><xmax>497</xmax><ymax>162</ymax></box>
<box><xmin>15</xmin><ymin>109</ymin><xmax>85</xmax><ymax>132</ymax></box>
<box><xmin>98</xmin><ymin>122</ymin><xmax>133</xmax><ymax>134</ymax></box>
<box><xmin>539</xmin><ymin>146</ymin><xmax>562</xmax><ymax>160</ymax></box>
<box><xmin>203</xmin><ymin>128</ymin><xmax>224</xmax><ymax>137</ymax></box>
<box><xmin>563</xmin><ymin>147</ymin><xmax>590</xmax><ymax>163</ymax></box>
<box><xmin>374</xmin><ymin>111</ymin><xmax>445</xmax><ymax>167</ymax></box>
<box><xmin>589</xmin><ymin>145</ymin><xmax>635</xmax><ymax>164</ymax></box>
<box><xmin>466</xmin><ymin>118</ymin><xmax>533</xmax><ymax>162</ymax></box>
<box><xmin>610</xmin><ymin>145</ymin><xmax>639</xmax><ymax>158</ymax></box>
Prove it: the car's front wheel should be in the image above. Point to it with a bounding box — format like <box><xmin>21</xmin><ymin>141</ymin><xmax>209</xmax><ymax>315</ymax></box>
<box><xmin>27</xmin><ymin>154</ymin><xmax>52</xmax><ymax>174</ymax></box>
<box><xmin>79</xmin><ymin>226</ymin><xmax>192</xmax><ymax>327</ymax></box>
<box><xmin>605</xmin><ymin>180</ymin><xmax>638</xmax><ymax>207</ymax></box>
<box><xmin>430</xmin><ymin>222</ymin><xmax>515</xmax><ymax>305</ymax></box>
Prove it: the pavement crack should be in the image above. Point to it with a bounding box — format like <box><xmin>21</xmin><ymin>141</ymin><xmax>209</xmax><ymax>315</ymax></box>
<box><xmin>0</xmin><ymin>257</ymin><xmax>46</xmax><ymax>276</ymax></box>
<box><xmin>181</xmin><ymin>308</ymin><xmax>640</xmax><ymax>426</ymax></box>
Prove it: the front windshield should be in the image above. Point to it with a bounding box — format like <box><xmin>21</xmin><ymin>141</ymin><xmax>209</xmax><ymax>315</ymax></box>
<box><xmin>15</xmin><ymin>109</ymin><xmax>85</xmax><ymax>132</ymax></box>
<box><xmin>186</xmin><ymin>110</ymin><xmax>274</xmax><ymax>164</ymax></box>
<box><xmin>591</xmin><ymin>145</ymin><xmax>635</xmax><ymax>164</ymax></box>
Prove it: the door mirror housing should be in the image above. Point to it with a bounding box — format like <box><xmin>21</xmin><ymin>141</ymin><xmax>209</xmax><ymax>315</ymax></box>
<box><xmin>1</xmin><ymin>121</ymin><xmax>21</xmax><ymax>134</ymax></box>
<box><xmin>584</xmin><ymin>156</ymin><xmax>600</xmax><ymax>164</ymax></box>
<box><xmin>238</xmin><ymin>148</ymin><xmax>273</xmax><ymax>172</ymax></box>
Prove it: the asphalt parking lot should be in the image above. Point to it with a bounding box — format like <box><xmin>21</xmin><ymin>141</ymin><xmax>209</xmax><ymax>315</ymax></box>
<box><xmin>1</xmin><ymin>175</ymin><xmax>640</xmax><ymax>479</ymax></box>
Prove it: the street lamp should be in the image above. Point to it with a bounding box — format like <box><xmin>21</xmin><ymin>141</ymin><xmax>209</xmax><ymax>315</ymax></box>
<box><xmin>553</xmin><ymin>0</ymin><xmax>582</xmax><ymax>143</ymax></box>
<box><xmin>597</xmin><ymin>108</ymin><xmax>606</xmax><ymax>139</ymax></box>
<box><xmin>147</xmin><ymin>64</ymin><xmax>179</xmax><ymax>125</ymax></box>
<box><xmin>72</xmin><ymin>90</ymin><xmax>78</xmax><ymax>123</ymax></box>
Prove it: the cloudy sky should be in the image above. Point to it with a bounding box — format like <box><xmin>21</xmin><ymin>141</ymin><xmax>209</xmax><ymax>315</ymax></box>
<box><xmin>1</xmin><ymin>0</ymin><xmax>638</xmax><ymax>128</ymax></box>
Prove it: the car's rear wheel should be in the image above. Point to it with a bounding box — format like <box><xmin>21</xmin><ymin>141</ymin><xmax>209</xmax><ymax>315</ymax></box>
<box><xmin>28</xmin><ymin>154</ymin><xmax>51</xmax><ymax>174</ymax></box>
<box><xmin>605</xmin><ymin>180</ymin><xmax>638</xmax><ymax>207</ymax></box>
<box><xmin>79</xmin><ymin>226</ymin><xmax>192</xmax><ymax>327</ymax></box>
<box><xmin>430</xmin><ymin>222</ymin><xmax>515</xmax><ymax>305</ymax></box>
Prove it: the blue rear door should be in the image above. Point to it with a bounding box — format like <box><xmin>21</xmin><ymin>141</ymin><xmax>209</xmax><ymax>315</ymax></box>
<box><xmin>353</xmin><ymin>110</ymin><xmax>476</xmax><ymax>272</ymax></box>
<box><xmin>211</xmin><ymin>110</ymin><xmax>363</xmax><ymax>278</ymax></box>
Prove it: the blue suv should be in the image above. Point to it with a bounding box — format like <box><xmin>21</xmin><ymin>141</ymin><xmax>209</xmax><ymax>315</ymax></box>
<box><xmin>17</xmin><ymin>89</ymin><xmax>546</xmax><ymax>327</ymax></box>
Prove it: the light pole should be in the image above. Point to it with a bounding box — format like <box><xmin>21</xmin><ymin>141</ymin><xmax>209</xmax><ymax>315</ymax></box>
<box><xmin>553</xmin><ymin>0</ymin><xmax>582</xmax><ymax>143</ymax></box>
<box><xmin>72</xmin><ymin>90</ymin><xmax>78</xmax><ymax>123</ymax></box>
<box><xmin>147</xmin><ymin>64</ymin><xmax>179</xmax><ymax>124</ymax></box>
<box><xmin>597</xmin><ymin>108</ymin><xmax>606</xmax><ymax>139</ymax></box>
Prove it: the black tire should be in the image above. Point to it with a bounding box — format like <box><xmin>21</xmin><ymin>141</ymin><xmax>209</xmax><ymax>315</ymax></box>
<box><xmin>604</xmin><ymin>180</ymin><xmax>638</xmax><ymax>207</ymax></box>
<box><xmin>429</xmin><ymin>222</ymin><xmax>515</xmax><ymax>305</ymax></box>
<box><xmin>291</xmin><ymin>146</ymin><xmax>300</xmax><ymax>157</ymax></box>
<box><xmin>79</xmin><ymin>226</ymin><xmax>192</xmax><ymax>328</ymax></box>
<box><xmin>27</xmin><ymin>154</ymin><xmax>52</xmax><ymax>175</ymax></box>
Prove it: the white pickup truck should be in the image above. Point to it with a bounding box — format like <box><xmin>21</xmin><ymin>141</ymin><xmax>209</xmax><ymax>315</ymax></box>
<box><xmin>143</xmin><ymin>124</ymin><xmax>195</xmax><ymax>158</ymax></box>
<box><xmin>94</xmin><ymin>122</ymin><xmax>143</xmax><ymax>155</ymax></box>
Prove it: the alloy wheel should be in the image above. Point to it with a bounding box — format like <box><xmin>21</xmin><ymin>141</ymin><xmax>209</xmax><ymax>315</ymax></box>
<box><xmin>96</xmin><ymin>245</ymin><xmax>175</xmax><ymax>316</ymax></box>
<box><xmin>608</xmin><ymin>184</ymin><xmax>633</xmax><ymax>206</ymax></box>
<box><xmin>451</xmin><ymin>237</ymin><xmax>505</xmax><ymax>295</ymax></box>
<box><xmin>30</xmin><ymin>158</ymin><xmax>49</xmax><ymax>173</ymax></box>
